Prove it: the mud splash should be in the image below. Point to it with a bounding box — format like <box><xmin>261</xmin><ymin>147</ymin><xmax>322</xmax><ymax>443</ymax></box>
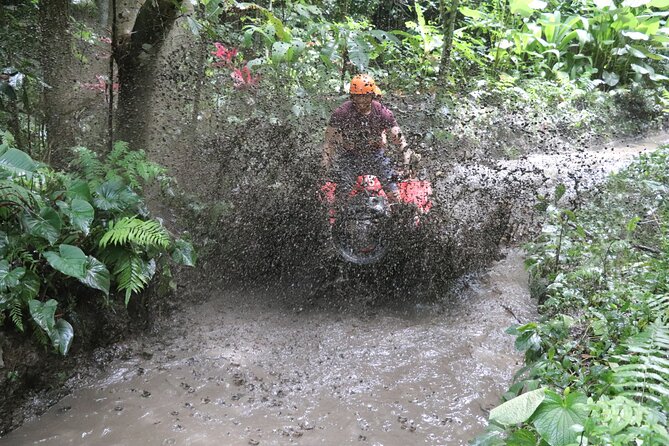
<box><xmin>2</xmin><ymin>132</ymin><xmax>668</xmax><ymax>446</ymax></box>
<box><xmin>1</xmin><ymin>250</ymin><xmax>534</xmax><ymax>446</ymax></box>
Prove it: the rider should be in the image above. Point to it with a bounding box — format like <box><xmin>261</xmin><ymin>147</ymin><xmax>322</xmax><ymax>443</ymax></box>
<box><xmin>322</xmin><ymin>74</ymin><xmax>414</xmax><ymax>204</ymax></box>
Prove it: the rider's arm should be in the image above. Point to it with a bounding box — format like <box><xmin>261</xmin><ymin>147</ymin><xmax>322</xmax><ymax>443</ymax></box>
<box><xmin>388</xmin><ymin>125</ymin><xmax>413</xmax><ymax>167</ymax></box>
<box><xmin>322</xmin><ymin>125</ymin><xmax>341</xmax><ymax>171</ymax></box>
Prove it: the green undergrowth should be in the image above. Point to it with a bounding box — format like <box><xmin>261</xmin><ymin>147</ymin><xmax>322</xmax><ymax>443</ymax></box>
<box><xmin>474</xmin><ymin>146</ymin><xmax>669</xmax><ymax>445</ymax></box>
<box><xmin>0</xmin><ymin>132</ymin><xmax>196</xmax><ymax>356</ymax></box>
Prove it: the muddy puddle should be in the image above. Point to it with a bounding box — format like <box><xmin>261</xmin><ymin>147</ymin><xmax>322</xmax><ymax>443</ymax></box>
<box><xmin>2</xmin><ymin>131</ymin><xmax>668</xmax><ymax>446</ymax></box>
<box><xmin>2</xmin><ymin>249</ymin><xmax>534</xmax><ymax>446</ymax></box>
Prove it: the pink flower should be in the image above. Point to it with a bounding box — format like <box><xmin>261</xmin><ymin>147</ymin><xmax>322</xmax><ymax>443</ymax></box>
<box><xmin>231</xmin><ymin>66</ymin><xmax>260</xmax><ymax>89</ymax></box>
<box><xmin>211</xmin><ymin>42</ymin><xmax>238</xmax><ymax>67</ymax></box>
<box><xmin>99</xmin><ymin>36</ymin><xmax>112</xmax><ymax>44</ymax></box>
<box><xmin>82</xmin><ymin>75</ymin><xmax>119</xmax><ymax>93</ymax></box>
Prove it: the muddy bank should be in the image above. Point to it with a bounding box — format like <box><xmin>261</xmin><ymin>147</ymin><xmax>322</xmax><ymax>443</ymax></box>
<box><xmin>1</xmin><ymin>249</ymin><xmax>535</xmax><ymax>446</ymax></box>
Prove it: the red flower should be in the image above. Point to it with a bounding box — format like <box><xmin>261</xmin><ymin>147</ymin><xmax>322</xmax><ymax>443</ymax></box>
<box><xmin>211</xmin><ymin>42</ymin><xmax>238</xmax><ymax>67</ymax></box>
<box><xmin>82</xmin><ymin>75</ymin><xmax>119</xmax><ymax>93</ymax></box>
<box><xmin>231</xmin><ymin>66</ymin><xmax>260</xmax><ymax>89</ymax></box>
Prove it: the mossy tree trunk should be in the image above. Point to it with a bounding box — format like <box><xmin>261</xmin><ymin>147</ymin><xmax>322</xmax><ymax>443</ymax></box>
<box><xmin>114</xmin><ymin>0</ymin><xmax>183</xmax><ymax>151</ymax></box>
<box><xmin>39</xmin><ymin>0</ymin><xmax>75</xmax><ymax>167</ymax></box>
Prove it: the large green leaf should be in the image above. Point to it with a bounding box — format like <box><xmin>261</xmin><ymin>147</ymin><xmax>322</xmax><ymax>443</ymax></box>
<box><xmin>490</xmin><ymin>388</ymin><xmax>546</xmax><ymax>425</ymax></box>
<box><xmin>53</xmin><ymin>319</ymin><xmax>74</xmax><ymax>355</ymax></box>
<box><xmin>44</xmin><ymin>244</ymin><xmax>87</xmax><ymax>279</ymax></box>
<box><xmin>0</xmin><ymin>260</ymin><xmax>25</xmax><ymax>291</ymax></box>
<box><xmin>28</xmin><ymin>299</ymin><xmax>74</xmax><ymax>355</ymax></box>
<box><xmin>93</xmin><ymin>179</ymin><xmax>139</xmax><ymax>211</ymax></box>
<box><xmin>171</xmin><ymin>239</ymin><xmax>197</xmax><ymax>267</ymax></box>
<box><xmin>79</xmin><ymin>256</ymin><xmax>110</xmax><ymax>295</ymax></box>
<box><xmin>532</xmin><ymin>390</ymin><xmax>588</xmax><ymax>446</ymax></box>
<box><xmin>271</xmin><ymin>41</ymin><xmax>292</xmax><ymax>63</ymax></box>
<box><xmin>510</xmin><ymin>0</ymin><xmax>547</xmax><ymax>17</ymax></box>
<box><xmin>22</xmin><ymin>207</ymin><xmax>62</xmax><ymax>244</ymax></box>
<box><xmin>65</xmin><ymin>179</ymin><xmax>92</xmax><ymax>202</ymax></box>
<box><xmin>0</xmin><ymin>148</ymin><xmax>39</xmax><ymax>179</ymax></box>
<box><xmin>68</xmin><ymin>199</ymin><xmax>95</xmax><ymax>235</ymax></box>
<box><xmin>28</xmin><ymin>299</ymin><xmax>57</xmax><ymax>334</ymax></box>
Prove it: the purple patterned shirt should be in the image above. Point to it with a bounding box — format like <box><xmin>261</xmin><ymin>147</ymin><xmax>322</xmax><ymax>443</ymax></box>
<box><xmin>328</xmin><ymin>100</ymin><xmax>398</xmax><ymax>155</ymax></box>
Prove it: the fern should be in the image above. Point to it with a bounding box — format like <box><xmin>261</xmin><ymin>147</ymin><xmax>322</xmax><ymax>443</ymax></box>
<box><xmin>104</xmin><ymin>141</ymin><xmax>166</xmax><ymax>190</ymax></box>
<box><xmin>111</xmin><ymin>251</ymin><xmax>155</xmax><ymax>305</ymax></box>
<box><xmin>71</xmin><ymin>146</ymin><xmax>105</xmax><ymax>183</ymax></box>
<box><xmin>10</xmin><ymin>300</ymin><xmax>23</xmax><ymax>332</ymax></box>
<box><xmin>612</xmin><ymin>319</ymin><xmax>669</xmax><ymax>405</ymax></box>
<box><xmin>106</xmin><ymin>141</ymin><xmax>130</xmax><ymax>168</ymax></box>
<box><xmin>647</xmin><ymin>293</ymin><xmax>669</xmax><ymax>314</ymax></box>
<box><xmin>99</xmin><ymin>217</ymin><xmax>170</xmax><ymax>249</ymax></box>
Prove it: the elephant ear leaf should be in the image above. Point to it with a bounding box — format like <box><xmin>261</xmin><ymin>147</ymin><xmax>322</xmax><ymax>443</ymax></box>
<box><xmin>44</xmin><ymin>244</ymin><xmax>87</xmax><ymax>279</ymax></box>
<box><xmin>79</xmin><ymin>256</ymin><xmax>110</xmax><ymax>295</ymax></box>
<box><xmin>23</xmin><ymin>207</ymin><xmax>62</xmax><ymax>245</ymax></box>
<box><xmin>28</xmin><ymin>299</ymin><xmax>74</xmax><ymax>355</ymax></box>
<box><xmin>0</xmin><ymin>148</ymin><xmax>39</xmax><ymax>179</ymax></box>
<box><xmin>63</xmin><ymin>199</ymin><xmax>95</xmax><ymax>235</ymax></box>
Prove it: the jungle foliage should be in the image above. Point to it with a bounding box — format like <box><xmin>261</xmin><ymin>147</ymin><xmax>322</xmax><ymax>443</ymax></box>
<box><xmin>474</xmin><ymin>147</ymin><xmax>669</xmax><ymax>445</ymax></box>
<box><xmin>2</xmin><ymin>0</ymin><xmax>668</xmax><ymax>153</ymax></box>
<box><xmin>0</xmin><ymin>132</ymin><xmax>195</xmax><ymax>355</ymax></box>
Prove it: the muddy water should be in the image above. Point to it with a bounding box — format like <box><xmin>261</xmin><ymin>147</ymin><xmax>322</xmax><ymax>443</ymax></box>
<box><xmin>2</xmin><ymin>250</ymin><xmax>535</xmax><ymax>446</ymax></box>
<box><xmin>3</xmin><ymin>132</ymin><xmax>668</xmax><ymax>446</ymax></box>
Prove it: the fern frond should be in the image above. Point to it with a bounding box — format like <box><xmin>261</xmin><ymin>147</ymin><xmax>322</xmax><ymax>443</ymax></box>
<box><xmin>99</xmin><ymin>217</ymin><xmax>170</xmax><ymax>249</ymax></box>
<box><xmin>612</xmin><ymin>319</ymin><xmax>669</xmax><ymax>405</ymax></box>
<box><xmin>107</xmin><ymin>141</ymin><xmax>130</xmax><ymax>167</ymax></box>
<box><xmin>10</xmin><ymin>299</ymin><xmax>23</xmax><ymax>332</ymax></box>
<box><xmin>112</xmin><ymin>252</ymin><xmax>155</xmax><ymax>305</ymax></box>
<box><xmin>71</xmin><ymin>146</ymin><xmax>105</xmax><ymax>183</ymax></box>
<box><xmin>647</xmin><ymin>293</ymin><xmax>669</xmax><ymax>315</ymax></box>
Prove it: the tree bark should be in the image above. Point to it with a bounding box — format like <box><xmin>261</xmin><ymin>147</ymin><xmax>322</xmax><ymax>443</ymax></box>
<box><xmin>438</xmin><ymin>0</ymin><xmax>460</xmax><ymax>89</ymax></box>
<box><xmin>39</xmin><ymin>0</ymin><xmax>75</xmax><ymax>167</ymax></box>
<box><xmin>114</xmin><ymin>0</ymin><xmax>182</xmax><ymax>150</ymax></box>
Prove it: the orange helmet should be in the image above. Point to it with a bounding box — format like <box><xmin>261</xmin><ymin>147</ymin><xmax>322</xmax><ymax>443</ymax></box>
<box><xmin>349</xmin><ymin>74</ymin><xmax>382</xmax><ymax>95</ymax></box>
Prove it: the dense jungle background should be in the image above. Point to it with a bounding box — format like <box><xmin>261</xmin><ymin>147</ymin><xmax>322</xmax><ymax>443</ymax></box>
<box><xmin>1</xmin><ymin>0</ymin><xmax>669</xmax><ymax>444</ymax></box>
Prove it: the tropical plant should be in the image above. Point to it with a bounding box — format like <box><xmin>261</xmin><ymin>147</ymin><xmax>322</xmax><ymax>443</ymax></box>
<box><xmin>475</xmin><ymin>146</ymin><xmax>669</xmax><ymax>445</ymax></box>
<box><xmin>0</xmin><ymin>133</ymin><xmax>195</xmax><ymax>355</ymax></box>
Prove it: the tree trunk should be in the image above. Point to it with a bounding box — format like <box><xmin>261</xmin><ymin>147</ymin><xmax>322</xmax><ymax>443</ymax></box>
<box><xmin>39</xmin><ymin>0</ymin><xmax>75</xmax><ymax>167</ymax></box>
<box><xmin>114</xmin><ymin>0</ymin><xmax>182</xmax><ymax>150</ymax></box>
<box><xmin>437</xmin><ymin>0</ymin><xmax>460</xmax><ymax>89</ymax></box>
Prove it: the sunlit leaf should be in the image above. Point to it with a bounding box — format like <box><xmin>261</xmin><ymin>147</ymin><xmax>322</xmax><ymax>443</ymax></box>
<box><xmin>490</xmin><ymin>388</ymin><xmax>546</xmax><ymax>425</ymax></box>
<box><xmin>460</xmin><ymin>6</ymin><xmax>485</xmax><ymax>20</ymax></box>
<box><xmin>594</xmin><ymin>0</ymin><xmax>616</xmax><ymax>8</ymax></box>
<box><xmin>510</xmin><ymin>0</ymin><xmax>547</xmax><ymax>17</ymax></box>
<box><xmin>0</xmin><ymin>148</ymin><xmax>39</xmax><ymax>179</ymax></box>
<box><xmin>622</xmin><ymin>30</ymin><xmax>650</xmax><ymax>40</ymax></box>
